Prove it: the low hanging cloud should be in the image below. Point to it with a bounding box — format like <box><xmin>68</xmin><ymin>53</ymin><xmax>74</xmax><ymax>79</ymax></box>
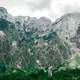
<box><xmin>0</xmin><ymin>0</ymin><xmax>80</xmax><ymax>21</ymax></box>
<box><xmin>26</xmin><ymin>0</ymin><xmax>52</xmax><ymax>11</ymax></box>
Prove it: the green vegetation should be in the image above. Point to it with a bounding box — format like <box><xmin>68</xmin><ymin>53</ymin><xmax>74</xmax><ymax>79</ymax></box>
<box><xmin>0</xmin><ymin>68</ymin><xmax>49</xmax><ymax>80</ymax></box>
<box><xmin>52</xmin><ymin>69</ymin><xmax>80</xmax><ymax>80</ymax></box>
<box><xmin>0</xmin><ymin>68</ymin><xmax>80</xmax><ymax>80</ymax></box>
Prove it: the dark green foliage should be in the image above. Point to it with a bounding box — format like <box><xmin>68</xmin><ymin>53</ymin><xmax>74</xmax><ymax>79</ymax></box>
<box><xmin>0</xmin><ymin>68</ymin><xmax>80</xmax><ymax>80</ymax></box>
<box><xmin>0</xmin><ymin>37</ymin><xmax>10</xmax><ymax>53</ymax></box>
<box><xmin>0</xmin><ymin>61</ymin><xmax>7</xmax><ymax>72</ymax></box>
<box><xmin>0</xmin><ymin>19</ymin><xmax>9</xmax><ymax>30</ymax></box>
<box><xmin>43</xmin><ymin>32</ymin><xmax>58</xmax><ymax>40</ymax></box>
<box><xmin>0</xmin><ymin>69</ymin><xmax>49</xmax><ymax>80</ymax></box>
<box><xmin>4</xmin><ymin>24</ymin><xmax>18</xmax><ymax>43</ymax></box>
<box><xmin>52</xmin><ymin>69</ymin><xmax>80</xmax><ymax>80</ymax></box>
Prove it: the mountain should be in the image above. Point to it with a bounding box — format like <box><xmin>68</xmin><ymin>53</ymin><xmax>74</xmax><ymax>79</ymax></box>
<box><xmin>51</xmin><ymin>13</ymin><xmax>80</xmax><ymax>53</ymax></box>
<box><xmin>0</xmin><ymin>7</ymin><xmax>79</xmax><ymax>72</ymax></box>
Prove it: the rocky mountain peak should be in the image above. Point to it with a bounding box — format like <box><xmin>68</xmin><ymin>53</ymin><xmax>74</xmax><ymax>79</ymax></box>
<box><xmin>0</xmin><ymin>7</ymin><xmax>8</xmax><ymax>14</ymax></box>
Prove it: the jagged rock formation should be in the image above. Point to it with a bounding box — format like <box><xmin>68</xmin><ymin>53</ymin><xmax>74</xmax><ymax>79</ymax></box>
<box><xmin>0</xmin><ymin>7</ymin><xmax>79</xmax><ymax>70</ymax></box>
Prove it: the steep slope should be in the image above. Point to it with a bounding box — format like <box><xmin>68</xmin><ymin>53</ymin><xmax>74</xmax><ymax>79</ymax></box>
<box><xmin>0</xmin><ymin>7</ymin><xmax>72</xmax><ymax>71</ymax></box>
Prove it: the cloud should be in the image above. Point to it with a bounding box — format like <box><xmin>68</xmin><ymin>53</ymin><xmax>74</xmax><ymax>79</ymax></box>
<box><xmin>0</xmin><ymin>0</ymin><xmax>80</xmax><ymax>21</ymax></box>
<box><xmin>62</xmin><ymin>5</ymin><xmax>80</xmax><ymax>14</ymax></box>
<box><xmin>26</xmin><ymin>0</ymin><xmax>51</xmax><ymax>10</ymax></box>
<box><xmin>48</xmin><ymin>0</ymin><xmax>80</xmax><ymax>20</ymax></box>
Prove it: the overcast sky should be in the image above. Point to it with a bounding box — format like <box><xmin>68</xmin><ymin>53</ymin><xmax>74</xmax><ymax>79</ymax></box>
<box><xmin>0</xmin><ymin>0</ymin><xmax>80</xmax><ymax>21</ymax></box>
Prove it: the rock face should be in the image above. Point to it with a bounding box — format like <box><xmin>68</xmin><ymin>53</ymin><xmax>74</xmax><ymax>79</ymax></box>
<box><xmin>52</xmin><ymin>13</ymin><xmax>80</xmax><ymax>53</ymax></box>
<box><xmin>52</xmin><ymin>13</ymin><xmax>80</xmax><ymax>40</ymax></box>
<box><xmin>0</xmin><ymin>7</ymin><xmax>14</xmax><ymax>23</ymax></box>
<box><xmin>0</xmin><ymin>7</ymin><xmax>79</xmax><ymax>70</ymax></box>
<box><xmin>0</xmin><ymin>7</ymin><xmax>8</xmax><ymax>18</ymax></box>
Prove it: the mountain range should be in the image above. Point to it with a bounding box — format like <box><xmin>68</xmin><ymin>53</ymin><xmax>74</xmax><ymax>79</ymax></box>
<box><xmin>0</xmin><ymin>7</ymin><xmax>80</xmax><ymax>71</ymax></box>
